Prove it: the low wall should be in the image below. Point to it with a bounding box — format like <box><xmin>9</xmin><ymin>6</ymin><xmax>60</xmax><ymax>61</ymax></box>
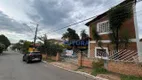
<box><xmin>107</xmin><ymin>61</ymin><xmax>142</xmax><ymax>76</ymax></box>
<box><xmin>50</xmin><ymin>56</ymin><xmax>56</xmax><ymax>61</ymax></box>
<box><xmin>42</xmin><ymin>53</ymin><xmax>60</xmax><ymax>61</ymax></box>
<box><xmin>82</xmin><ymin>58</ymin><xmax>93</xmax><ymax>68</ymax></box>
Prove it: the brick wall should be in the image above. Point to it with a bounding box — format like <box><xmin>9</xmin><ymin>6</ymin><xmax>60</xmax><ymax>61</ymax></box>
<box><xmin>81</xmin><ymin>58</ymin><xmax>94</xmax><ymax>68</ymax></box>
<box><xmin>78</xmin><ymin>53</ymin><xmax>94</xmax><ymax>68</ymax></box>
<box><xmin>89</xmin><ymin>16</ymin><xmax>136</xmax><ymax>40</ymax></box>
<box><xmin>107</xmin><ymin>61</ymin><xmax>142</xmax><ymax>76</ymax></box>
<box><xmin>90</xmin><ymin>43</ymin><xmax>95</xmax><ymax>57</ymax></box>
<box><xmin>42</xmin><ymin>53</ymin><xmax>60</xmax><ymax>61</ymax></box>
<box><xmin>89</xmin><ymin>42</ymin><xmax>137</xmax><ymax>58</ymax></box>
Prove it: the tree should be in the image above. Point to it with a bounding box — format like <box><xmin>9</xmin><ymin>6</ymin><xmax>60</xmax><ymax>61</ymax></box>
<box><xmin>92</xmin><ymin>25</ymin><xmax>102</xmax><ymax>47</ymax></box>
<box><xmin>0</xmin><ymin>35</ymin><xmax>11</xmax><ymax>49</ymax></box>
<box><xmin>108</xmin><ymin>2</ymin><xmax>132</xmax><ymax>51</ymax></box>
<box><xmin>38</xmin><ymin>34</ymin><xmax>48</xmax><ymax>54</ymax></box>
<box><xmin>22</xmin><ymin>41</ymin><xmax>32</xmax><ymax>53</ymax></box>
<box><xmin>38</xmin><ymin>34</ymin><xmax>63</xmax><ymax>56</ymax></box>
<box><xmin>62</xmin><ymin>28</ymin><xmax>79</xmax><ymax>41</ymax></box>
<box><xmin>0</xmin><ymin>43</ymin><xmax>5</xmax><ymax>53</ymax></box>
<box><xmin>11</xmin><ymin>40</ymin><xmax>32</xmax><ymax>53</ymax></box>
<box><xmin>80</xmin><ymin>29</ymin><xmax>88</xmax><ymax>40</ymax></box>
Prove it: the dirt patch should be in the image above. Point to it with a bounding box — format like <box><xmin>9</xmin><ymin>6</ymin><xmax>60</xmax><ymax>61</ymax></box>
<box><xmin>77</xmin><ymin>68</ymin><xmax>92</xmax><ymax>74</ymax></box>
<box><xmin>50</xmin><ymin>62</ymin><xmax>78</xmax><ymax>70</ymax></box>
<box><xmin>97</xmin><ymin>74</ymin><xmax>121</xmax><ymax>80</ymax></box>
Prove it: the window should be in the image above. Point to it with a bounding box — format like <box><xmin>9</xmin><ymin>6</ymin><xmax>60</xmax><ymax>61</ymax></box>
<box><xmin>97</xmin><ymin>20</ymin><xmax>110</xmax><ymax>35</ymax></box>
<box><xmin>95</xmin><ymin>47</ymin><xmax>109</xmax><ymax>59</ymax></box>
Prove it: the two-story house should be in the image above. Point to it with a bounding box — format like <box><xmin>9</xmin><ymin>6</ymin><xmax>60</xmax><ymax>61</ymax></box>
<box><xmin>85</xmin><ymin>0</ymin><xmax>138</xmax><ymax>61</ymax></box>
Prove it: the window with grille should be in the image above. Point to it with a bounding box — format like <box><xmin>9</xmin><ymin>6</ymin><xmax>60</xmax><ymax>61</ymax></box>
<box><xmin>97</xmin><ymin>20</ymin><xmax>110</xmax><ymax>35</ymax></box>
<box><xmin>95</xmin><ymin>47</ymin><xmax>109</xmax><ymax>59</ymax></box>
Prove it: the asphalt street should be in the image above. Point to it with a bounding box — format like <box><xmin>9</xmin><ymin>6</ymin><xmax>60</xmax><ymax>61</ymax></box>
<box><xmin>0</xmin><ymin>51</ymin><xmax>95</xmax><ymax>80</ymax></box>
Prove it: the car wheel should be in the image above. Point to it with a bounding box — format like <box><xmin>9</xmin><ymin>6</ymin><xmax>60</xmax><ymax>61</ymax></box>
<box><xmin>39</xmin><ymin>59</ymin><xmax>42</xmax><ymax>62</ymax></box>
<box><xmin>26</xmin><ymin>59</ymin><xmax>30</xmax><ymax>63</ymax></box>
<box><xmin>23</xmin><ymin>58</ymin><xmax>25</xmax><ymax>61</ymax></box>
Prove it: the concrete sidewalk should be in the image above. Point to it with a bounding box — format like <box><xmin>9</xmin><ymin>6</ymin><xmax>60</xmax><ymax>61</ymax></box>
<box><xmin>42</xmin><ymin>61</ymin><xmax>108</xmax><ymax>80</ymax></box>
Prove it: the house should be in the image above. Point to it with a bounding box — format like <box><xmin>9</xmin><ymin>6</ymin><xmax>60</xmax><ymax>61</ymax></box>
<box><xmin>85</xmin><ymin>0</ymin><xmax>138</xmax><ymax>61</ymax></box>
<box><xmin>48</xmin><ymin>39</ymin><xmax>64</xmax><ymax>45</ymax></box>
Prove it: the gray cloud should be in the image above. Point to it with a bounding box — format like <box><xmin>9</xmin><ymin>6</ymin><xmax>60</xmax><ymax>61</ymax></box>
<box><xmin>1</xmin><ymin>0</ymin><xmax>140</xmax><ymax>42</ymax></box>
<box><xmin>76</xmin><ymin>0</ymin><xmax>104</xmax><ymax>7</ymax></box>
<box><xmin>27</xmin><ymin>0</ymin><xmax>75</xmax><ymax>30</ymax></box>
<box><xmin>0</xmin><ymin>11</ymin><xmax>33</xmax><ymax>34</ymax></box>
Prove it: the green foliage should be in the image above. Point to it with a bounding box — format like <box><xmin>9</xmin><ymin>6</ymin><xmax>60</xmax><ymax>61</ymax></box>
<box><xmin>91</xmin><ymin>25</ymin><xmax>102</xmax><ymax>47</ymax></box>
<box><xmin>120</xmin><ymin>29</ymin><xmax>131</xmax><ymax>49</ymax></box>
<box><xmin>0</xmin><ymin>43</ymin><xmax>5</xmax><ymax>53</ymax></box>
<box><xmin>91</xmin><ymin>67</ymin><xmax>108</xmax><ymax>76</ymax></box>
<box><xmin>0</xmin><ymin>34</ymin><xmax>11</xmax><ymax>49</ymax></box>
<box><xmin>47</xmin><ymin>42</ymin><xmax>63</xmax><ymax>56</ymax></box>
<box><xmin>121</xmin><ymin>75</ymin><xmax>142</xmax><ymax>80</ymax></box>
<box><xmin>11</xmin><ymin>40</ymin><xmax>32</xmax><ymax>53</ymax></box>
<box><xmin>62</xmin><ymin>28</ymin><xmax>80</xmax><ymax>41</ymax></box>
<box><xmin>92</xmin><ymin>25</ymin><xmax>101</xmax><ymax>41</ymax></box>
<box><xmin>80</xmin><ymin>29</ymin><xmax>88</xmax><ymax>39</ymax></box>
<box><xmin>108</xmin><ymin>2</ymin><xmax>132</xmax><ymax>51</ymax></box>
<box><xmin>22</xmin><ymin>41</ymin><xmax>32</xmax><ymax>53</ymax></box>
<box><xmin>92</xmin><ymin>59</ymin><xmax>104</xmax><ymax>69</ymax></box>
<box><xmin>38</xmin><ymin>35</ymin><xmax>63</xmax><ymax>56</ymax></box>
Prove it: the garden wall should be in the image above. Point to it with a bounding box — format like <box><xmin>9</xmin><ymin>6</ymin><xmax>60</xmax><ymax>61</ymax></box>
<box><xmin>78</xmin><ymin>53</ymin><xmax>94</xmax><ymax>68</ymax></box>
<box><xmin>42</xmin><ymin>53</ymin><xmax>60</xmax><ymax>61</ymax></box>
<box><xmin>107</xmin><ymin>61</ymin><xmax>142</xmax><ymax>76</ymax></box>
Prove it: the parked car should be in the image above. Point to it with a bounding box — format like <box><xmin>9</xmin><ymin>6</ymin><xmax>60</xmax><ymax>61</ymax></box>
<box><xmin>23</xmin><ymin>51</ymin><xmax>42</xmax><ymax>63</ymax></box>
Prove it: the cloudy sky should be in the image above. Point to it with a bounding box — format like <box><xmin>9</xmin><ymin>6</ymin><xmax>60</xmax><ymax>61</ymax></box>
<box><xmin>0</xmin><ymin>0</ymin><xmax>141</xmax><ymax>43</ymax></box>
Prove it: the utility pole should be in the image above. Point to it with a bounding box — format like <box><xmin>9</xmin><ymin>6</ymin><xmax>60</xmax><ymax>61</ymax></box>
<box><xmin>33</xmin><ymin>24</ymin><xmax>39</xmax><ymax>47</ymax></box>
<box><xmin>133</xmin><ymin>0</ymin><xmax>142</xmax><ymax>62</ymax></box>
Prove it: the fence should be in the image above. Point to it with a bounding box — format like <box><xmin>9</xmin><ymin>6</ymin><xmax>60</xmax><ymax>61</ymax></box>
<box><xmin>109</xmin><ymin>49</ymin><xmax>138</xmax><ymax>62</ymax></box>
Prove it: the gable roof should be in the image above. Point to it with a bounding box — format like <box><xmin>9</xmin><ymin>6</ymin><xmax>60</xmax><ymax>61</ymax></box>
<box><xmin>85</xmin><ymin>0</ymin><xmax>135</xmax><ymax>26</ymax></box>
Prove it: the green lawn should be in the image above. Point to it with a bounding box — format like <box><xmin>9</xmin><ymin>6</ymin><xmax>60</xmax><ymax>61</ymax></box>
<box><xmin>91</xmin><ymin>68</ymin><xmax>142</xmax><ymax>80</ymax></box>
<box><xmin>121</xmin><ymin>75</ymin><xmax>142</xmax><ymax>80</ymax></box>
<box><xmin>91</xmin><ymin>67</ymin><xmax>109</xmax><ymax>76</ymax></box>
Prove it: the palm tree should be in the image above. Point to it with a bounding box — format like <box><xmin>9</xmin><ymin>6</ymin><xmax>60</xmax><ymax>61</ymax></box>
<box><xmin>80</xmin><ymin>29</ymin><xmax>88</xmax><ymax>40</ymax></box>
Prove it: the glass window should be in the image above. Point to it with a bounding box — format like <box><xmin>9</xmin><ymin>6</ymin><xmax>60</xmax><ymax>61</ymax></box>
<box><xmin>97</xmin><ymin>20</ymin><xmax>110</xmax><ymax>33</ymax></box>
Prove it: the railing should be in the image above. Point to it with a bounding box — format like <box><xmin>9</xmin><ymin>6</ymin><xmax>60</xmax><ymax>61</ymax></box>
<box><xmin>109</xmin><ymin>49</ymin><xmax>138</xmax><ymax>62</ymax></box>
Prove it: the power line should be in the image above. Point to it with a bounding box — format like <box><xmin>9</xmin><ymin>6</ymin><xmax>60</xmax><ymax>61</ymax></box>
<box><xmin>41</xmin><ymin>1</ymin><xmax>126</xmax><ymax>35</ymax></box>
<box><xmin>44</xmin><ymin>1</ymin><xmax>136</xmax><ymax>35</ymax></box>
<box><xmin>38</xmin><ymin>0</ymin><xmax>142</xmax><ymax>36</ymax></box>
<box><xmin>46</xmin><ymin>15</ymin><xmax>97</xmax><ymax>34</ymax></box>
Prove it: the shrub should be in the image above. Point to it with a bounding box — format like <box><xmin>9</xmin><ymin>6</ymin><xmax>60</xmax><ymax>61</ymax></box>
<box><xmin>92</xmin><ymin>67</ymin><xmax>108</xmax><ymax>76</ymax></box>
<box><xmin>92</xmin><ymin>59</ymin><xmax>104</xmax><ymax>69</ymax></box>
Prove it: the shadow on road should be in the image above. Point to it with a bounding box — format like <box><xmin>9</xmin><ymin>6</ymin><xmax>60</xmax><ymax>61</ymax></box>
<box><xmin>22</xmin><ymin>60</ymin><xmax>42</xmax><ymax>64</ymax></box>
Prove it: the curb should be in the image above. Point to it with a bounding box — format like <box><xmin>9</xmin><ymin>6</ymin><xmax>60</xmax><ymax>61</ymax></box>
<box><xmin>42</xmin><ymin>61</ymin><xmax>108</xmax><ymax>80</ymax></box>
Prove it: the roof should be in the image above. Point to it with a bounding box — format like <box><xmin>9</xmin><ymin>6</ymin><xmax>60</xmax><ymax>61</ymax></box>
<box><xmin>48</xmin><ymin>39</ymin><xmax>63</xmax><ymax>43</ymax></box>
<box><xmin>85</xmin><ymin>0</ymin><xmax>135</xmax><ymax>26</ymax></box>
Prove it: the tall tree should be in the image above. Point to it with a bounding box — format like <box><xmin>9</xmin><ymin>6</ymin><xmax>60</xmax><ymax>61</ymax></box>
<box><xmin>62</xmin><ymin>28</ymin><xmax>79</xmax><ymax>41</ymax></box>
<box><xmin>80</xmin><ymin>29</ymin><xmax>88</xmax><ymax>40</ymax></box>
<box><xmin>0</xmin><ymin>35</ymin><xmax>11</xmax><ymax>49</ymax></box>
<box><xmin>108</xmin><ymin>1</ymin><xmax>132</xmax><ymax>51</ymax></box>
<box><xmin>38</xmin><ymin>34</ymin><xmax>48</xmax><ymax>54</ymax></box>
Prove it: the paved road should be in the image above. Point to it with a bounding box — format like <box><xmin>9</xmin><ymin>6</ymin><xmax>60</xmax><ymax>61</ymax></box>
<box><xmin>0</xmin><ymin>51</ymin><xmax>95</xmax><ymax>80</ymax></box>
